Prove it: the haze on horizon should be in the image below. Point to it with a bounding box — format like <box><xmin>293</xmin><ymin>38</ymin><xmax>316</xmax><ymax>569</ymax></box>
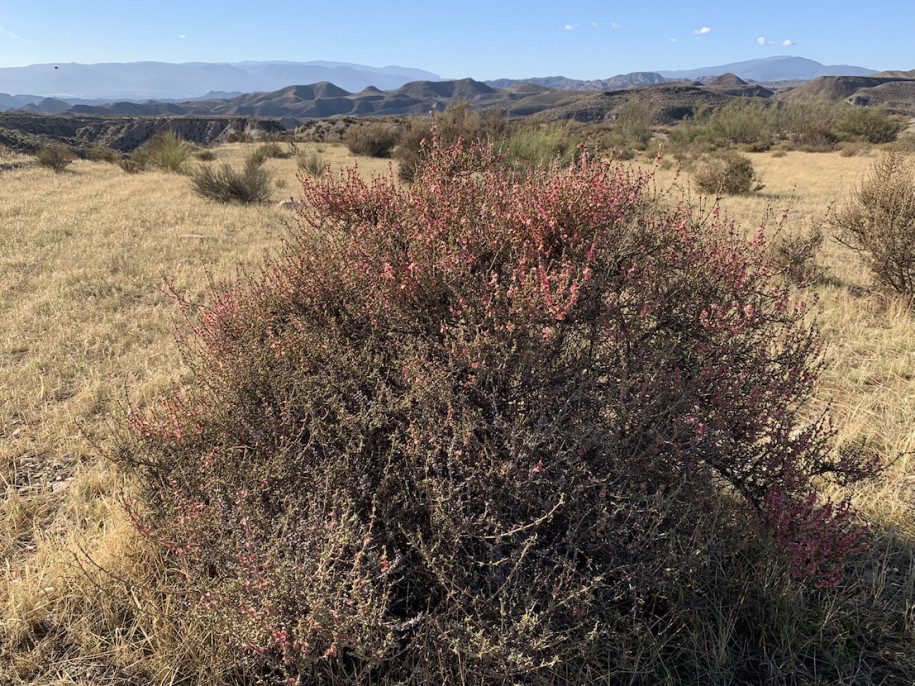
<box><xmin>1</xmin><ymin>1</ymin><xmax>912</xmax><ymax>81</ymax></box>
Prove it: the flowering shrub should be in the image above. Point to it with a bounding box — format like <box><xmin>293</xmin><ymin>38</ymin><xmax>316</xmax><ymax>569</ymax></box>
<box><xmin>121</xmin><ymin>140</ymin><xmax>878</xmax><ymax>683</ymax></box>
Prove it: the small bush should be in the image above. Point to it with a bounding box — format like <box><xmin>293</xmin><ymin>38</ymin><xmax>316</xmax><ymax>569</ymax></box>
<box><xmin>195</xmin><ymin>149</ymin><xmax>217</xmax><ymax>161</ymax></box>
<box><xmin>834</xmin><ymin>150</ymin><xmax>915</xmax><ymax>293</ymax></box>
<box><xmin>771</xmin><ymin>223</ymin><xmax>825</xmax><ymax>285</ymax></box>
<box><xmin>296</xmin><ymin>151</ymin><xmax>326</xmax><ymax>178</ymax></box>
<box><xmin>693</xmin><ymin>150</ymin><xmax>761</xmax><ymax>195</ymax></box>
<box><xmin>344</xmin><ymin>122</ymin><xmax>400</xmax><ymax>157</ymax></box>
<box><xmin>247</xmin><ymin>142</ymin><xmax>288</xmax><ymax>167</ymax></box>
<box><xmin>123</xmin><ymin>140</ymin><xmax>878</xmax><ymax>684</ymax></box>
<box><xmin>188</xmin><ymin>159</ymin><xmax>272</xmax><ymax>204</ymax></box>
<box><xmin>36</xmin><ymin>143</ymin><xmax>75</xmax><ymax>172</ymax></box>
<box><xmin>137</xmin><ymin>130</ymin><xmax>194</xmax><ymax>173</ymax></box>
<box><xmin>83</xmin><ymin>144</ymin><xmax>120</xmax><ymax>163</ymax></box>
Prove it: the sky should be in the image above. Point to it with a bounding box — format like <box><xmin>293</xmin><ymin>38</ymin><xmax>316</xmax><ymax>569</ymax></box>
<box><xmin>0</xmin><ymin>1</ymin><xmax>912</xmax><ymax>79</ymax></box>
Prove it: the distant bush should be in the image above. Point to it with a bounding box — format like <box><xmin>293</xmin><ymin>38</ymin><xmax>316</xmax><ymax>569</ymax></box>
<box><xmin>778</xmin><ymin>100</ymin><xmax>839</xmax><ymax>151</ymax></box>
<box><xmin>123</xmin><ymin>139</ymin><xmax>878</xmax><ymax>684</ymax></box>
<box><xmin>833</xmin><ymin>105</ymin><xmax>904</xmax><ymax>144</ymax></box>
<box><xmin>83</xmin><ymin>144</ymin><xmax>120</xmax><ymax>163</ymax></box>
<box><xmin>395</xmin><ymin>103</ymin><xmax>506</xmax><ymax>181</ymax></box>
<box><xmin>500</xmin><ymin>122</ymin><xmax>580</xmax><ymax>169</ymax></box>
<box><xmin>296</xmin><ymin>150</ymin><xmax>326</xmax><ymax>178</ymax></box>
<box><xmin>612</xmin><ymin>98</ymin><xmax>654</xmax><ymax>149</ymax></box>
<box><xmin>195</xmin><ymin>149</ymin><xmax>217</xmax><ymax>161</ymax></box>
<box><xmin>693</xmin><ymin>150</ymin><xmax>761</xmax><ymax>195</ymax></box>
<box><xmin>344</xmin><ymin>121</ymin><xmax>400</xmax><ymax>157</ymax></box>
<box><xmin>834</xmin><ymin>150</ymin><xmax>915</xmax><ymax>293</ymax></box>
<box><xmin>131</xmin><ymin>130</ymin><xmax>195</xmax><ymax>173</ymax></box>
<box><xmin>189</xmin><ymin>158</ymin><xmax>272</xmax><ymax>204</ymax></box>
<box><xmin>36</xmin><ymin>143</ymin><xmax>75</xmax><ymax>172</ymax></box>
<box><xmin>247</xmin><ymin>142</ymin><xmax>288</xmax><ymax>167</ymax></box>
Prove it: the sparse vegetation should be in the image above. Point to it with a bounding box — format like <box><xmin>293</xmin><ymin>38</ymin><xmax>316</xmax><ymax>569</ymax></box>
<box><xmin>189</xmin><ymin>157</ymin><xmax>273</xmax><ymax>204</ymax></box>
<box><xmin>834</xmin><ymin>149</ymin><xmax>915</xmax><ymax>294</ymax></box>
<box><xmin>35</xmin><ymin>142</ymin><xmax>75</xmax><ymax>171</ymax></box>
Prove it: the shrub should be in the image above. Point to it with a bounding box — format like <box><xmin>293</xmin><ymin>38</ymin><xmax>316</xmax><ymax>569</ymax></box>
<box><xmin>83</xmin><ymin>144</ymin><xmax>120</xmax><ymax>163</ymax></box>
<box><xmin>188</xmin><ymin>158</ymin><xmax>272</xmax><ymax>204</ymax></box>
<box><xmin>247</xmin><ymin>142</ymin><xmax>288</xmax><ymax>167</ymax></box>
<box><xmin>395</xmin><ymin>103</ymin><xmax>506</xmax><ymax>181</ymax></box>
<box><xmin>771</xmin><ymin>222</ymin><xmax>825</xmax><ymax>285</ymax></box>
<box><xmin>136</xmin><ymin>129</ymin><xmax>194</xmax><ymax>173</ymax></box>
<box><xmin>195</xmin><ymin>149</ymin><xmax>217</xmax><ymax>161</ymax></box>
<box><xmin>344</xmin><ymin>121</ymin><xmax>400</xmax><ymax>157</ymax></box>
<box><xmin>777</xmin><ymin>100</ymin><xmax>839</xmax><ymax>151</ymax></box>
<box><xmin>693</xmin><ymin>150</ymin><xmax>761</xmax><ymax>195</ymax></box>
<box><xmin>833</xmin><ymin>105</ymin><xmax>904</xmax><ymax>144</ymax></box>
<box><xmin>296</xmin><ymin>150</ymin><xmax>326</xmax><ymax>178</ymax></box>
<box><xmin>121</xmin><ymin>141</ymin><xmax>878</xmax><ymax>684</ymax></box>
<box><xmin>499</xmin><ymin>122</ymin><xmax>580</xmax><ymax>170</ymax></box>
<box><xmin>834</xmin><ymin>150</ymin><xmax>915</xmax><ymax>293</ymax></box>
<box><xmin>36</xmin><ymin>143</ymin><xmax>75</xmax><ymax>172</ymax></box>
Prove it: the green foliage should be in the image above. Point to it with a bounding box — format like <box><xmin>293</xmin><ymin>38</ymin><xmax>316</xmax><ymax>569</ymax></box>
<box><xmin>123</xmin><ymin>140</ymin><xmax>877</xmax><ymax>684</ymax></box>
<box><xmin>834</xmin><ymin>150</ymin><xmax>915</xmax><ymax>293</ymax></box>
<box><xmin>833</xmin><ymin>105</ymin><xmax>904</xmax><ymax>144</ymax></box>
<box><xmin>693</xmin><ymin>150</ymin><xmax>762</xmax><ymax>195</ymax></box>
<box><xmin>499</xmin><ymin>122</ymin><xmax>580</xmax><ymax>169</ymax></box>
<box><xmin>777</xmin><ymin>100</ymin><xmax>839</xmax><ymax>151</ymax></box>
<box><xmin>141</xmin><ymin>129</ymin><xmax>195</xmax><ymax>173</ymax></box>
<box><xmin>36</xmin><ymin>143</ymin><xmax>75</xmax><ymax>172</ymax></box>
<box><xmin>613</xmin><ymin>98</ymin><xmax>654</xmax><ymax>149</ymax></box>
<box><xmin>344</xmin><ymin>121</ymin><xmax>400</xmax><ymax>157</ymax></box>
<box><xmin>188</xmin><ymin>158</ymin><xmax>273</xmax><ymax>204</ymax></box>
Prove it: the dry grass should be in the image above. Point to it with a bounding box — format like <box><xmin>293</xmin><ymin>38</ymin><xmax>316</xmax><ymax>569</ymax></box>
<box><xmin>1</xmin><ymin>142</ymin><xmax>913</xmax><ymax>683</ymax></box>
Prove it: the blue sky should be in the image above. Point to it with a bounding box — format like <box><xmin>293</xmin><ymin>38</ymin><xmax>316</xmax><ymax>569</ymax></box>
<box><xmin>0</xmin><ymin>1</ymin><xmax>912</xmax><ymax>78</ymax></box>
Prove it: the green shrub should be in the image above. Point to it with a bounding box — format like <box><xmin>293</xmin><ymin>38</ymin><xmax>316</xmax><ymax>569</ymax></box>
<box><xmin>693</xmin><ymin>150</ymin><xmax>762</xmax><ymax>195</ymax></box>
<box><xmin>833</xmin><ymin>105</ymin><xmax>904</xmax><ymax>144</ymax></box>
<box><xmin>137</xmin><ymin>129</ymin><xmax>194</xmax><ymax>173</ymax></box>
<box><xmin>36</xmin><ymin>143</ymin><xmax>75</xmax><ymax>172</ymax></box>
<box><xmin>344</xmin><ymin>122</ymin><xmax>400</xmax><ymax>157</ymax></box>
<box><xmin>499</xmin><ymin>122</ymin><xmax>580</xmax><ymax>169</ymax></box>
<box><xmin>123</xmin><ymin>140</ymin><xmax>878</xmax><ymax>684</ymax></box>
<box><xmin>777</xmin><ymin>100</ymin><xmax>839</xmax><ymax>151</ymax></box>
<box><xmin>834</xmin><ymin>150</ymin><xmax>915</xmax><ymax>293</ymax></box>
<box><xmin>188</xmin><ymin>159</ymin><xmax>272</xmax><ymax>204</ymax></box>
<box><xmin>612</xmin><ymin>98</ymin><xmax>654</xmax><ymax>149</ymax></box>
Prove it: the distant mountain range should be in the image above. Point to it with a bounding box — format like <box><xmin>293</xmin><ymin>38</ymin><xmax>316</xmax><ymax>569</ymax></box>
<box><xmin>0</xmin><ymin>56</ymin><xmax>882</xmax><ymax>111</ymax></box>
<box><xmin>0</xmin><ymin>60</ymin><xmax>441</xmax><ymax>102</ymax></box>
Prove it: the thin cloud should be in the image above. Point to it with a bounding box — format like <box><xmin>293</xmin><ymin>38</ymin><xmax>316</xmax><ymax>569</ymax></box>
<box><xmin>179</xmin><ymin>34</ymin><xmax>187</xmax><ymax>39</ymax></box>
<box><xmin>670</xmin><ymin>37</ymin><xmax>677</xmax><ymax>43</ymax></box>
<box><xmin>782</xmin><ymin>39</ymin><xmax>794</xmax><ymax>46</ymax></box>
<box><xmin>0</xmin><ymin>22</ymin><xmax>33</xmax><ymax>43</ymax></box>
<box><xmin>757</xmin><ymin>36</ymin><xmax>773</xmax><ymax>45</ymax></box>
<box><xmin>611</xmin><ymin>22</ymin><xmax>622</xmax><ymax>29</ymax></box>
<box><xmin>694</xmin><ymin>26</ymin><xmax>711</xmax><ymax>35</ymax></box>
<box><xmin>564</xmin><ymin>23</ymin><xmax>579</xmax><ymax>30</ymax></box>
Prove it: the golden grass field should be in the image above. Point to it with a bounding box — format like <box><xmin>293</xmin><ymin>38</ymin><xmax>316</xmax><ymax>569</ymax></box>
<box><xmin>0</xmin><ymin>141</ymin><xmax>912</xmax><ymax>683</ymax></box>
